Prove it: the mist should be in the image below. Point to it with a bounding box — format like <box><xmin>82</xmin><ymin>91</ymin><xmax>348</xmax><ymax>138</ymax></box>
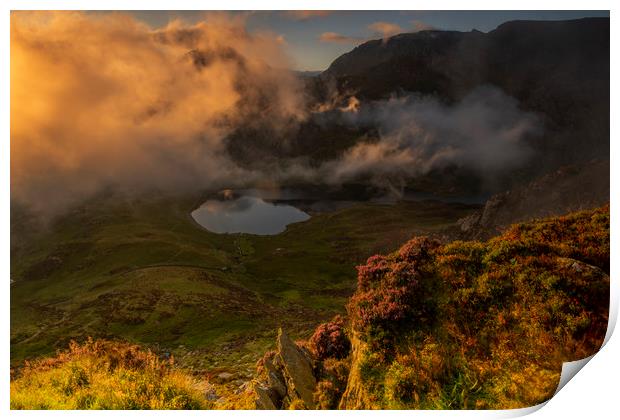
<box><xmin>318</xmin><ymin>86</ymin><xmax>540</xmax><ymax>185</ymax></box>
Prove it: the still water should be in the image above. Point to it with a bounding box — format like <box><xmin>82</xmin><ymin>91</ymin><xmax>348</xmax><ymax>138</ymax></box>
<box><xmin>191</xmin><ymin>195</ymin><xmax>311</xmax><ymax>235</ymax></box>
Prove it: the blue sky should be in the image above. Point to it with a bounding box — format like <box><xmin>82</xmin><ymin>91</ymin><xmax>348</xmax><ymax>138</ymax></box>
<box><xmin>126</xmin><ymin>10</ymin><xmax>610</xmax><ymax>71</ymax></box>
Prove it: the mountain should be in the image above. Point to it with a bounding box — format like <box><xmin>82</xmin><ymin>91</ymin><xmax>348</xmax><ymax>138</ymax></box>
<box><xmin>226</xmin><ymin>18</ymin><xmax>609</xmax><ymax>198</ymax></box>
<box><xmin>320</xmin><ymin>18</ymin><xmax>609</xmax><ymax>168</ymax></box>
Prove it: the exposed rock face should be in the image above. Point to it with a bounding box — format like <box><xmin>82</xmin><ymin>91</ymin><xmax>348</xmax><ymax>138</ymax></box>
<box><xmin>458</xmin><ymin>160</ymin><xmax>609</xmax><ymax>240</ymax></box>
<box><xmin>263</xmin><ymin>356</ymin><xmax>287</xmax><ymax>399</ymax></box>
<box><xmin>252</xmin><ymin>328</ymin><xmax>318</xmax><ymax>409</ymax></box>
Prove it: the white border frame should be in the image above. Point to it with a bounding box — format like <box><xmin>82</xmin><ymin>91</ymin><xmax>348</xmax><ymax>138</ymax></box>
<box><xmin>2</xmin><ymin>2</ymin><xmax>616</xmax><ymax>419</ymax></box>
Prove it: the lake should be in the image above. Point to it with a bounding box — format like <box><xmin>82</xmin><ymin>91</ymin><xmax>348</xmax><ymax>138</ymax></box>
<box><xmin>191</xmin><ymin>187</ymin><xmax>488</xmax><ymax>235</ymax></box>
<box><xmin>191</xmin><ymin>194</ymin><xmax>311</xmax><ymax>235</ymax></box>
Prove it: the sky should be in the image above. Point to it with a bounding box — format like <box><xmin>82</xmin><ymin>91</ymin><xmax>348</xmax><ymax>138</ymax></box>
<box><xmin>121</xmin><ymin>10</ymin><xmax>610</xmax><ymax>70</ymax></box>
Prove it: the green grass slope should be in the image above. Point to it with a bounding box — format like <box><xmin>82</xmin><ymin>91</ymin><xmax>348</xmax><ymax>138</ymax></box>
<box><xmin>11</xmin><ymin>190</ymin><xmax>475</xmax><ymax>378</ymax></box>
<box><xmin>10</xmin><ymin>339</ymin><xmax>210</xmax><ymax>409</ymax></box>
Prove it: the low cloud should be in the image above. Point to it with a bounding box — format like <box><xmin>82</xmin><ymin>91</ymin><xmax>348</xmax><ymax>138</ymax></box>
<box><xmin>318</xmin><ymin>31</ymin><xmax>364</xmax><ymax>44</ymax></box>
<box><xmin>320</xmin><ymin>20</ymin><xmax>434</xmax><ymax>46</ymax></box>
<box><xmin>11</xmin><ymin>12</ymin><xmax>541</xmax><ymax>220</ymax></box>
<box><xmin>319</xmin><ymin>86</ymin><xmax>540</xmax><ymax>185</ymax></box>
<box><xmin>411</xmin><ymin>20</ymin><xmax>436</xmax><ymax>32</ymax></box>
<box><xmin>368</xmin><ymin>21</ymin><xmax>403</xmax><ymax>39</ymax></box>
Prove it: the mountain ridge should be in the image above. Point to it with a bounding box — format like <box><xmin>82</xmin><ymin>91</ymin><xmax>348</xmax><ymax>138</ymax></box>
<box><xmin>317</xmin><ymin>17</ymin><xmax>609</xmax><ymax>170</ymax></box>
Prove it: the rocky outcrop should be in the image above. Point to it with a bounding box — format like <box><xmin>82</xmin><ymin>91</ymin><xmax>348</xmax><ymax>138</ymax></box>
<box><xmin>253</xmin><ymin>383</ymin><xmax>278</xmax><ymax>409</ymax></box>
<box><xmin>277</xmin><ymin>329</ymin><xmax>317</xmax><ymax>406</ymax></box>
<box><xmin>458</xmin><ymin>160</ymin><xmax>609</xmax><ymax>240</ymax></box>
<box><xmin>252</xmin><ymin>328</ymin><xmax>318</xmax><ymax>409</ymax></box>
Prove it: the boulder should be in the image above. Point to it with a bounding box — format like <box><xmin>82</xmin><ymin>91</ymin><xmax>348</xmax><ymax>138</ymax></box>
<box><xmin>217</xmin><ymin>372</ymin><xmax>234</xmax><ymax>380</ymax></box>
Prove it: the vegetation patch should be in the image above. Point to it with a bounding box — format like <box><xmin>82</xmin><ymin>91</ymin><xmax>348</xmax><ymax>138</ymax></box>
<box><xmin>342</xmin><ymin>205</ymin><xmax>609</xmax><ymax>409</ymax></box>
<box><xmin>10</xmin><ymin>339</ymin><xmax>210</xmax><ymax>409</ymax></box>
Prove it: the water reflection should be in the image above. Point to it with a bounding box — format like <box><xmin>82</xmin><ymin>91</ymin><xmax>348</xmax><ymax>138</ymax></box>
<box><xmin>191</xmin><ymin>195</ymin><xmax>310</xmax><ymax>235</ymax></box>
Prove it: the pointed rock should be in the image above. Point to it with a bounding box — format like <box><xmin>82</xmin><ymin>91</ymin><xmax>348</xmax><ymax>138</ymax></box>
<box><xmin>277</xmin><ymin>328</ymin><xmax>317</xmax><ymax>408</ymax></box>
<box><xmin>263</xmin><ymin>356</ymin><xmax>287</xmax><ymax>399</ymax></box>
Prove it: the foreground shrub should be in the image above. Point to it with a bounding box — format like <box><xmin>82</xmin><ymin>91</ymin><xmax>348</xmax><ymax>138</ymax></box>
<box><xmin>314</xmin><ymin>380</ymin><xmax>339</xmax><ymax>409</ymax></box>
<box><xmin>348</xmin><ymin>237</ymin><xmax>440</xmax><ymax>349</ymax></box>
<box><xmin>309</xmin><ymin>316</ymin><xmax>351</xmax><ymax>360</ymax></box>
<box><xmin>313</xmin><ymin>357</ymin><xmax>350</xmax><ymax>409</ymax></box>
<box><xmin>10</xmin><ymin>338</ymin><xmax>209</xmax><ymax>409</ymax></box>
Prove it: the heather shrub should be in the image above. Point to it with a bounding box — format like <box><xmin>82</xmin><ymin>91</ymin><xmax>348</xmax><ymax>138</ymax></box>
<box><xmin>288</xmin><ymin>398</ymin><xmax>308</xmax><ymax>409</ymax></box>
<box><xmin>310</xmin><ymin>315</ymin><xmax>351</xmax><ymax>360</ymax></box>
<box><xmin>313</xmin><ymin>357</ymin><xmax>350</xmax><ymax>409</ymax></box>
<box><xmin>348</xmin><ymin>237</ymin><xmax>440</xmax><ymax>349</ymax></box>
<box><xmin>384</xmin><ymin>360</ymin><xmax>417</xmax><ymax>404</ymax></box>
<box><xmin>384</xmin><ymin>339</ymin><xmax>449</xmax><ymax>407</ymax></box>
<box><xmin>489</xmin><ymin>204</ymin><xmax>609</xmax><ymax>272</ymax></box>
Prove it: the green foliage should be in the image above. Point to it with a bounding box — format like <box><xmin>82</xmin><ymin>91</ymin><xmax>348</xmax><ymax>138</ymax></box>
<box><xmin>13</xmin><ymin>194</ymin><xmax>608</xmax><ymax>410</ymax></box>
<box><xmin>11</xmin><ymin>192</ymin><xmax>474</xmax><ymax>373</ymax></box>
<box><xmin>10</xmin><ymin>339</ymin><xmax>210</xmax><ymax>409</ymax></box>
<box><xmin>314</xmin><ymin>357</ymin><xmax>350</xmax><ymax>409</ymax></box>
<box><xmin>315</xmin><ymin>380</ymin><xmax>339</xmax><ymax>409</ymax></box>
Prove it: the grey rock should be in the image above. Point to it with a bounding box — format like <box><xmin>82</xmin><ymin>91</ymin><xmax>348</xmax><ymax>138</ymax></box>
<box><xmin>217</xmin><ymin>372</ymin><xmax>234</xmax><ymax>380</ymax></box>
<box><xmin>264</xmin><ymin>356</ymin><xmax>287</xmax><ymax>399</ymax></box>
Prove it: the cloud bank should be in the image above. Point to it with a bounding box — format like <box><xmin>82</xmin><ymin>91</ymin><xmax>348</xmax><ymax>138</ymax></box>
<box><xmin>320</xmin><ymin>20</ymin><xmax>436</xmax><ymax>45</ymax></box>
<box><xmin>411</xmin><ymin>20</ymin><xmax>436</xmax><ymax>32</ymax></box>
<box><xmin>319</xmin><ymin>31</ymin><xmax>364</xmax><ymax>44</ymax></box>
<box><xmin>318</xmin><ymin>86</ymin><xmax>539</xmax><ymax>185</ymax></box>
<box><xmin>368</xmin><ymin>21</ymin><xmax>403</xmax><ymax>39</ymax></box>
<box><xmin>11</xmin><ymin>11</ymin><xmax>306</xmax><ymax>217</ymax></box>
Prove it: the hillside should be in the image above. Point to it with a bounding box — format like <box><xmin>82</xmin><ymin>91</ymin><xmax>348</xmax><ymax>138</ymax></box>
<box><xmin>10</xmin><ymin>339</ymin><xmax>210</xmax><ymax>409</ymax></box>
<box><xmin>12</xmin><ymin>205</ymin><xmax>609</xmax><ymax>409</ymax></box>
<box><xmin>239</xmin><ymin>205</ymin><xmax>610</xmax><ymax>409</ymax></box>
<box><xmin>10</xmin><ymin>191</ymin><xmax>475</xmax><ymax>373</ymax></box>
